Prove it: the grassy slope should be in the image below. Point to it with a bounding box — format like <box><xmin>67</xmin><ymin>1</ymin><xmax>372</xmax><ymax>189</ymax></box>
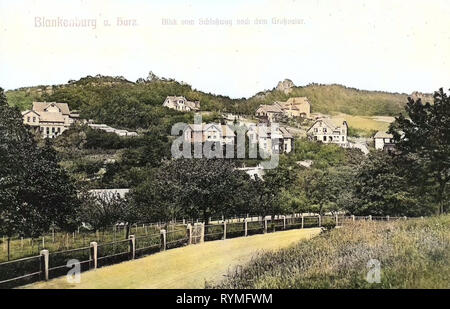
<box><xmin>214</xmin><ymin>215</ymin><xmax>450</xmax><ymax>289</ymax></box>
<box><xmin>25</xmin><ymin>228</ymin><xmax>321</xmax><ymax>289</ymax></box>
<box><xmin>248</xmin><ymin>84</ymin><xmax>418</xmax><ymax>116</ymax></box>
<box><xmin>5</xmin><ymin>77</ymin><xmax>429</xmax><ymax>118</ymax></box>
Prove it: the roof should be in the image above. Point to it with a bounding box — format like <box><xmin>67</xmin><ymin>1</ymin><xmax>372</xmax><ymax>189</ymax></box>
<box><xmin>39</xmin><ymin>112</ymin><xmax>66</xmax><ymax>123</ymax></box>
<box><xmin>247</xmin><ymin>124</ymin><xmax>286</xmax><ymax>139</ymax></box>
<box><xmin>307</xmin><ymin>118</ymin><xmax>347</xmax><ymax>133</ymax></box>
<box><xmin>22</xmin><ymin>110</ymin><xmax>39</xmax><ymax>116</ymax></box>
<box><xmin>374</xmin><ymin>131</ymin><xmax>394</xmax><ymax>139</ymax></box>
<box><xmin>32</xmin><ymin>102</ymin><xmax>70</xmax><ymax>115</ymax></box>
<box><xmin>256</xmin><ymin>104</ymin><xmax>283</xmax><ymax>113</ymax></box>
<box><xmin>279</xmin><ymin>127</ymin><xmax>293</xmax><ymax>138</ymax></box>
<box><xmin>187</xmin><ymin>123</ymin><xmax>235</xmax><ymax>137</ymax></box>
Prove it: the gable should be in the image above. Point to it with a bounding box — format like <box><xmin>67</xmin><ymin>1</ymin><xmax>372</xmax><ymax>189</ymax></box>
<box><xmin>22</xmin><ymin>110</ymin><xmax>40</xmax><ymax>117</ymax></box>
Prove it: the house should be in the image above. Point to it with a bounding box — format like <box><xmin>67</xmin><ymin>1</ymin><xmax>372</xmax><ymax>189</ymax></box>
<box><xmin>374</xmin><ymin>131</ymin><xmax>395</xmax><ymax>151</ymax></box>
<box><xmin>22</xmin><ymin>102</ymin><xmax>80</xmax><ymax>138</ymax></box>
<box><xmin>247</xmin><ymin>124</ymin><xmax>294</xmax><ymax>155</ymax></box>
<box><xmin>274</xmin><ymin>97</ymin><xmax>311</xmax><ymax>118</ymax></box>
<box><xmin>163</xmin><ymin>96</ymin><xmax>200</xmax><ymax>112</ymax></box>
<box><xmin>255</xmin><ymin>104</ymin><xmax>283</xmax><ymax>122</ymax></box>
<box><xmin>255</xmin><ymin>97</ymin><xmax>311</xmax><ymax>122</ymax></box>
<box><xmin>307</xmin><ymin>118</ymin><xmax>348</xmax><ymax>145</ymax></box>
<box><xmin>183</xmin><ymin>123</ymin><xmax>235</xmax><ymax>145</ymax></box>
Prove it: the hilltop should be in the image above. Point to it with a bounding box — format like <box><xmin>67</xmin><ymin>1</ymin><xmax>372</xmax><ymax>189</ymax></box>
<box><xmin>5</xmin><ymin>74</ymin><xmax>434</xmax><ymax>130</ymax></box>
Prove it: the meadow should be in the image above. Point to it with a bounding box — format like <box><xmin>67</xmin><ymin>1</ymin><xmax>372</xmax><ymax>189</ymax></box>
<box><xmin>213</xmin><ymin>215</ymin><xmax>450</xmax><ymax>289</ymax></box>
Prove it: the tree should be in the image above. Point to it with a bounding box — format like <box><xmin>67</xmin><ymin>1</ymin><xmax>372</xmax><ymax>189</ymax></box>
<box><xmin>131</xmin><ymin>159</ymin><xmax>251</xmax><ymax>223</ymax></box>
<box><xmin>78</xmin><ymin>190</ymin><xmax>138</xmax><ymax>238</ymax></box>
<box><xmin>350</xmin><ymin>152</ymin><xmax>430</xmax><ymax>216</ymax></box>
<box><xmin>0</xmin><ymin>87</ymin><xmax>79</xmax><ymax>259</ymax></box>
<box><xmin>302</xmin><ymin>167</ymin><xmax>355</xmax><ymax>215</ymax></box>
<box><xmin>251</xmin><ymin>161</ymin><xmax>295</xmax><ymax>217</ymax></box>
<box><xmin>389</xmin><ymin>88</ymin><xmax>450</xmax><ymax>214</ymax></box>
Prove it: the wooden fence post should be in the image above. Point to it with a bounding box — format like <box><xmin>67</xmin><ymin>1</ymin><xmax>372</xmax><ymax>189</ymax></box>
<box><xmin>335</xmin><ymin>213</ymin><xmax>338</xmax><ymax>226</ymax></box>
<box><xmin>89</xmin><ymin>242</ymin><xmax>97</xmax><ymax>269</ymax></box>
<box><xmin>283</xmin><ymin>215</ymin><xmax>286</xmax><ymax>230</ymax></box>
<box><xmin>352</xmin><ymin>215</ymin><xmax>355</xmax><ymax>222</ymax></box>
<box><xmin>301</xmin><ymin>214</ymin><xmax>304</xmax><ymax>229</ymax></box>
<box><xmin>160</xmin><ymin>229</ymin><xmax>166</xmax><ymax>251</ymax></box>
<box><xmin>244</xmin><ymin>218</ymin><xmax>248</xmax><ymax>237</ymax></box>
<box><xmin>403</xmin><ymin>216</ymin><xmax>407</xmax><ymax>220</ymax></box>
<box><xmin>318</xmin><ymin>215</ymin><xmax>321</xmax><ymax>227</ymax></box>
<box><xmin>264</xmin><ymin>218</ymin><xmax>268</xmax><ymax>233</ymax></box>
<box><xmin>223</xmin><ymin>221</ymin><xmax>227</xmax><ymax>240</ymax></box>
<box><xmin>386</xmin><ymin>215</ymin><xmax>390</xmax><ymax>221</ymax></box>
<box><xmin>200</xmin><ymin>223</ymin><xmax>205</xmax><ymax>243</ymax></box>
<box><xmin>187</xmin><ymin>224</ymin><xmax>192</xmax><ymax>245</ymax></box>
<box><xmin>129</xmin><ymin>235</ymin><xmax>135</xmax><ymax>260</ymax></box>
<box><xmin>368</xmin><ymin>215</ymin><xmax>372</xmax><ymax>221</ymax></box>
<box><xmin>40</xmin><ymin>249</ymin><xmax>49</xmax><ymax>281</ymax></box>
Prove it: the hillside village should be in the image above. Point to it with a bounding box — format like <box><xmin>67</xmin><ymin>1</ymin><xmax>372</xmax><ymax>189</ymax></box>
<box><xmin>1</xmin><ymin>77</ymin><xmax>449</xmax><ymax>291</ymax></box>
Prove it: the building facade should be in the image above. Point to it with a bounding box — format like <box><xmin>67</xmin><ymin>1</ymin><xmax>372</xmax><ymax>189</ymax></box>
<box><xmin>247</xmin><ymin>124</ymin><xmax>294</xmax><ymax>155</ymax></box>
<box><xmin>374</xmin><ymin>131</ymin><xmax>395</xmax><ymax>151</ymax></box>
<box><xmin>307</xmin><ymin>118</ymin><xmax>348</xmax><ymax>145</ymax></box>
<box><xmin>255</xmin><ymin>97</ymin><xmax>311</xmax><ymax>122</ymax></box>
<box><xmin>163</xmin><ymin>96</ymin><xmax>200</xmax><ymax>112</ymax></box>
<box><xmin>183</xmin><ymin>123</ymin><xmax>235</xmax><ymax>145</ymax></box>
<box><xmin>22</xmin><ymin>102</ymin><xmax>79</xmax><ymax>138</ymax></box>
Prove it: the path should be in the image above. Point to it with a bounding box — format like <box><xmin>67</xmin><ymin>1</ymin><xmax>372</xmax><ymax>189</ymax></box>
<box><xmin>26</xmin><ymin>228</ymin><xmax>321</xmax><ymax>289</ymax></box>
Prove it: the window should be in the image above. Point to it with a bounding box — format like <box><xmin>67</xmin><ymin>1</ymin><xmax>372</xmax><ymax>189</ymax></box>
<box><xmin>27</xmin><ymin>116</ymin><xmax>30</xmax><ymax>122</ymax></box>
<box><xmin>32</xmin><ymin>117</ymin><xmax>36</xmax><ymax>122</ymax></box>
<box><xmin>323</xmin><ymin>136</ymin><xmax>326</xmax><ymax>141</ymax></box>
<box><xmin>57</xmin><ymin>127</ymin><xmax>61</xmax><ymax>133</ymax></box>
<box><xmin>342</xmin><ymin>136</ymin><xmax>345</xmax><ymax>141</ymax></box>
<box><xmin>52</xmin><ymin>127</ymin><xmax>55</xmax><ymax>133</ymax></box>
<box><xmin>323</xmin><ymin>128</ymin><xmax>327</xmax><ymax>133</ymax></box>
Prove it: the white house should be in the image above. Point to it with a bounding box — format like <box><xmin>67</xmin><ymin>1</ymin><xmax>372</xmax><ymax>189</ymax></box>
<box><xmin>307</xmin><ymin>118</ymin><xmax>348</xmax><ymax>145</ymax></box>
<box><xmin>374</xmin><ymin>131</ymin><xmax>395</xmax><ymax>151</ymax></box>
<box><xmin>183</xmin><ymin>123</ymin><xmax>235</xmax><ymax>145</ymax></box>
<box><xmin>247</xmin><ymin>124</ymin><xmax>294</xmax><ymax>155</ymax></box>
<box><xmin>163</xmin><ymin>96</ymin><xmax>200</xmax><ymax>112</ymax></box>
<box><xmin>22</xmin><ymin>102</ymin><xmax>80</xmax><ymax>138</ymax></box>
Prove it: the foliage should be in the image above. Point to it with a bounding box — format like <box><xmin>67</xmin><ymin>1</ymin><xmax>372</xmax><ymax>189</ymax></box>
<box><xmin>131</xmin><ymin>159</ymin><xmax>253</xmax><ymax>223</ymax></box>
<box><xmin>389</xmin><ymin>88</ymin><xmax>450</xmax><ymax>214</ymax></box>
<box><xmin>213</xmin><ymin>215</ymin><xmax>450</xmax><ymax>289</ymax></box>
<box><xmin>0</xmin><ymin>88</ymin><xmax>80</xmax><ymax>247</ymax></box>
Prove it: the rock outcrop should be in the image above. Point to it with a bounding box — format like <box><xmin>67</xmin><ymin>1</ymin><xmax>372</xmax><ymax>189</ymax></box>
<box><xmin>276</xmin><ymin>79</ymin><xmax>295</xmax><ymax>94</ymax></box>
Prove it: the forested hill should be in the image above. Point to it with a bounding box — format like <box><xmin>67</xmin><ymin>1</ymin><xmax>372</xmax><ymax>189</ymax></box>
<box><xmin>5</xmin><ymin>74</ymin><xmax>432</xmax><ymax>129</ymax></box>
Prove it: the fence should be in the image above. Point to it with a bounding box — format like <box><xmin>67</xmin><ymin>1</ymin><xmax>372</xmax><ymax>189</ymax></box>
<box><xmin>0</xmin><ymin>213</ymin><xmax>420</xmax><ymax>288</ymax></box>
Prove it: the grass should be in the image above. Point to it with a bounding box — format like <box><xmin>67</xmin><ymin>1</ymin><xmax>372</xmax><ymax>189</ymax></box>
<box><xmin>331</xmin><ymin>113</ymin><xmax>393</xmax><ymax>137</ymax></box>
<box><xmin>0</xmin><ymin>224</ymin><xmax>183</xmax><ymax>263</ymax></box>
<box><xmin>24</xmin><ymin>228</ymin><xmax>321</xmax><ymax>289</ymax></box>
<box><xmin>213</xmin><ymin>215</ymin><xmax>450</xmax><ymax>289</ymax></box>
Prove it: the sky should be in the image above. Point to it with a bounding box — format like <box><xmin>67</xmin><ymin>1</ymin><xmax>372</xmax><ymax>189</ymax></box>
<box><xmin>0</xmin><ymin>0</ymin><xmax>449</xmax><ymax>98</ymax></box>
